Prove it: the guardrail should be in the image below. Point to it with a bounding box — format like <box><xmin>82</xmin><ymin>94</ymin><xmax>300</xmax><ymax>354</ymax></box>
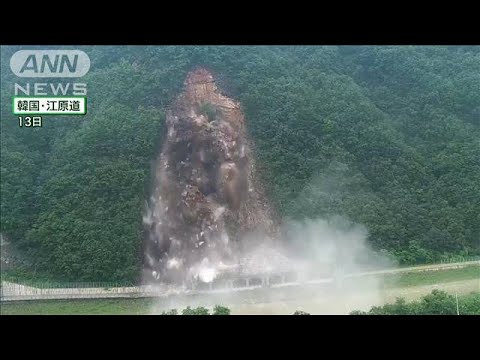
<box><xmin>0</xmin><ymin>280</ymin><xmax>136</xmax><ymax>289</ymax></box>
<box><xmin>439</xmin><ymin>256</ymin><xmax>480</xmax><ymax>264</ymax></box>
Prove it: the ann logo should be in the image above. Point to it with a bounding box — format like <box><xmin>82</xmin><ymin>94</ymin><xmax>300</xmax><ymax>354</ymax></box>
<box><xmin>10</xmin><ymin>50</ymin><xmax>90</xmax><ymax>78</ymax></box>
<box><xmin>20</xmin><ymin>54</ymin><xmax>79</xmax><ymax>74</ymax></box>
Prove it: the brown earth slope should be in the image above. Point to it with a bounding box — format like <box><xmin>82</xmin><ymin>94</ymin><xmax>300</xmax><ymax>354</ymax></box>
<box><xmin>143</xmin><ymin>69</ymin><xmax>277</xmax><ymax>284</ymax></box>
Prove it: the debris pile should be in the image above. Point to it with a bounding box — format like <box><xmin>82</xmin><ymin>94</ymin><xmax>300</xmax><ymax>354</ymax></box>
<box><xmin>144</xmin><ymin>68</ymin><xmax>277</xmax><ymax>284</ymax></box>
<box><xmin>237</xmin><ymin>245</ymin><xmax>298</xmax><ymax>276</ymax></box>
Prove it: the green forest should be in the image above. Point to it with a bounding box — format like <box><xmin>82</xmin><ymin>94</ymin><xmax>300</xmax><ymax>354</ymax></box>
<box><xmin>1</xmin><ymin>46</ymin><xmax>479</xmax><ymax>282</ymax></box>
<box><xmin>350</xmin><ymin>290</ymin><xmax>480</xmax><ymax>315</ymax></box>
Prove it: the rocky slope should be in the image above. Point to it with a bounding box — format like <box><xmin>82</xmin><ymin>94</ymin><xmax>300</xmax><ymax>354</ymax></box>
<box><xmin>143</xmin><ymin>69</ymin><xmax>278</xmax><ymax>284</ymax></box>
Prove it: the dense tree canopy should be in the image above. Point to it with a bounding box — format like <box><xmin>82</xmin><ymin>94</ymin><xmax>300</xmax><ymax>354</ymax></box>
<box><xmin>1</xmin><ymin>46</ymin><xmax>479</xmax><ymax>281</ymax></box>
<box><xmin>351</xmin><ymin>290</ymin><xmax>480</xmax><ymax>315</ymax></box>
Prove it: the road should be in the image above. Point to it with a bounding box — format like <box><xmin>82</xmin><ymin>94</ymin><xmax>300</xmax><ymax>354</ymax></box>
<box><xmin>1</xmin><ymin>260</ymin><xmax>478</xmax><ymax>304</ymax></box>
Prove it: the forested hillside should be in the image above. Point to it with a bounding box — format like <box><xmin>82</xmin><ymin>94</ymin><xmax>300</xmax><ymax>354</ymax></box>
<box><xmin>1</xmin><ymin>46</ymin><xmax>479</xmax><ymax>282</ymax></box>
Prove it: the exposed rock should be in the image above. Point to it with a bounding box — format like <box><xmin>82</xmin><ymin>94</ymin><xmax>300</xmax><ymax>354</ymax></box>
<box><xmin>144</xmin><ymin>69</ymin><xmax>277</xmax><ymax>284</ymax></box>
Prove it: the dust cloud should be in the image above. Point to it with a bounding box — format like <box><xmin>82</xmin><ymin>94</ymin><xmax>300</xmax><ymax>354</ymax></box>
<box><xmin>148</xmin><ymin>217</ymin><xmax>396</xmax><ymax>315</ymax></box>
<box><xmin>145</xmin><ymin>68</ymin><xmax>395</xmax><ymax>314</ymax></box>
